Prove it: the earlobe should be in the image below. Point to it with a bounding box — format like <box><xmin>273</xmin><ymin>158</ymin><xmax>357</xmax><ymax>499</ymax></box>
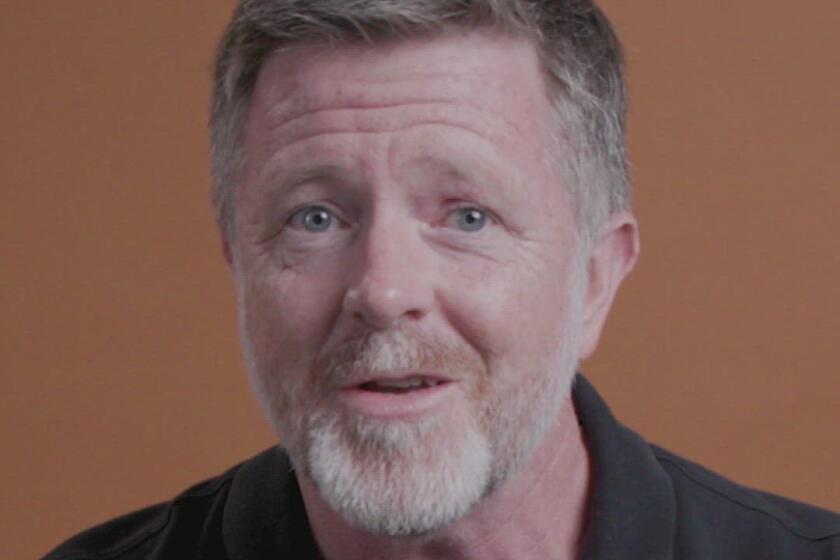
<box><xmin>578</xmin><ymin>212</ymin><xmax>640</xmax><ymax>360</ymax></box>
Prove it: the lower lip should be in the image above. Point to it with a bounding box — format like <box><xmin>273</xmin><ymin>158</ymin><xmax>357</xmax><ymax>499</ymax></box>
<box><xmin>336</xmin><ymin>382</ymin><xmax>459</xmax><ymax>420</ymax></box>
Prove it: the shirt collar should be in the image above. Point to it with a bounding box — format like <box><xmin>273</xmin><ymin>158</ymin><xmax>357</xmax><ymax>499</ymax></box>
<box><xmin>573</xmin><ymin>375</ymin><xmax>676</xmax><ymax>560</ymax></box>
<box><xmin>223</xmin><ymin>445</ymin><xmax>321</xmax><ymax>559</ymax></box>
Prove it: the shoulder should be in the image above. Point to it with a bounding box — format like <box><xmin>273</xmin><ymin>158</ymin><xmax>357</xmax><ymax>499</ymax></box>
<box><xmin>42</xmin><ymin>464</ymin><xmax>239</xmax><ymax>560</ymax></box>
<box><xmin>652</xmin><ymin>444</ymin><xmax>840</xmax><ymax>557</ymax></box>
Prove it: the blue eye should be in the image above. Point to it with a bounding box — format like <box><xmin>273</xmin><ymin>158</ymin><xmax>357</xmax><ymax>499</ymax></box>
<box><xmin>291</xmin><ymin>206</ymin><xmax>335</xmax><ymax>232</ymax></box>
<box><xmin>451</xmin><ymin>207</ymin><xmax>488</xmax><ymax>232</ymax></box>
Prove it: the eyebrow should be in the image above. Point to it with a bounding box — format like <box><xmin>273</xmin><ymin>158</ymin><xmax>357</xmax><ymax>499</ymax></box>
<box><xmin>408</xmin><ymin>148</ymin><xmax>522</xmax><ymax>202</ymax></box>
<box><xmin>251</xmin><ymin>160</ymin><xmax>356</xmax><ymax>204</ymax></box>
<box><xmin>247</xmin><ymin>163</ymin><xmax>349</xmax><ymax>225</ymax></box>
<box><xmin>252</xmin><ymin>132</ymin><xmax>530</xmax><ymax>214</ymax></box>
<box><xmin>274</xmin><ymin>164</ymin><xmax>345</xmax><ymax>194</ymax></box>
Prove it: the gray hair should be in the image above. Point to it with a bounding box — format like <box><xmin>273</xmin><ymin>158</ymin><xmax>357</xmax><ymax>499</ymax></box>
<box><xmin>210</xmin><ymin>0</ymin><xmax>629</xmax><ymax>246</ymax></box>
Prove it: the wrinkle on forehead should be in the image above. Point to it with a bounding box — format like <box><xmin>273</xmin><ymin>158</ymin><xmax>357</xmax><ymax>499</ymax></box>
<box><xmin>246</xmin><ymin>30</ymin><xmax>551</xmax><ymax>146</ymax></box>
<box><xmin>241</xmin><ymin>31</ymin><xmax>559</xmax><ymax>201</ymax></box>
<box><xmin>262</xmin><ymin>105</ymin><xmax>505</xmax><ymax>159</ymax></box>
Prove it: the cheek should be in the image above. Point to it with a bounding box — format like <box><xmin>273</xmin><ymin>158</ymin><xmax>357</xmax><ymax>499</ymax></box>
<box><xmin>441</xmin><ymin>253</ymin><xmax>577</xmax><ymax>365</ymax></box>
<box><xmin>237</xmin><ymin>259</ymin><xmax>345</xmax><ymax>372</ymax></box>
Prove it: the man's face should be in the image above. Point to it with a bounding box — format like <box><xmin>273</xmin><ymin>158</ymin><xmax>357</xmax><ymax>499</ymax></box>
<box><xmin>229</xmin><ymin>31</ymin><xmax>588</xmax><ymax>536</ymax></box>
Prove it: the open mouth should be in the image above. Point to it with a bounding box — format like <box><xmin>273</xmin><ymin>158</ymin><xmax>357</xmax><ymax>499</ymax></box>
<box><xmin>339</xmin><ymin>374</ymin><xmax>457</xmax><ymax>419</ymax></box>
<box><xmin>357</xmin><ymin>377</ymin><xmax>445</xmax><ymax>394</ymax></box>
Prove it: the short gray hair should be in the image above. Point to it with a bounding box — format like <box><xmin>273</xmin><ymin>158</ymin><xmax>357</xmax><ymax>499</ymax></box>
<box><xmin>210</xmin><ymin>0</ymin><xmax>629</xmax><ymax>245</ymax></box>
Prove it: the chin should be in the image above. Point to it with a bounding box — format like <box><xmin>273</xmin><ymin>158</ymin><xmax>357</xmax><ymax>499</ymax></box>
<box><xmin>292</xmin><ymin>404</ymin><xmax>493</xmax><ymax>536</ymax></box>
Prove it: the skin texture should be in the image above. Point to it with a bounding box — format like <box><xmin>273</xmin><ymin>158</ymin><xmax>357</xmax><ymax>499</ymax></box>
<box><xmin>225</xmin><ymin>30</ymin><xmax>639</xmax><ymax>560</ymax></box>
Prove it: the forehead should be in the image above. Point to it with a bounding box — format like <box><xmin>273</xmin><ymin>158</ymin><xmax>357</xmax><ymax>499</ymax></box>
<box><xmin>245</xmin><ymin>30</ymin><xmax>555</xmax><ymax>154</ymax></box>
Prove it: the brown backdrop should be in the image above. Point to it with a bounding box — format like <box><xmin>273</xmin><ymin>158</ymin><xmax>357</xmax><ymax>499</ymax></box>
<box><xmin>3</xmin><ymin>2</ymin><xmax>838</xmax><ymax>558</ymax></box>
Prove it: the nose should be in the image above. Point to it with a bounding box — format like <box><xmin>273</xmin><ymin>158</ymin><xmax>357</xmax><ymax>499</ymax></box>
<box><xmin>342</xmin><ymin>219</ymin><xmax>434</xmax><ymax>329</ymax></box>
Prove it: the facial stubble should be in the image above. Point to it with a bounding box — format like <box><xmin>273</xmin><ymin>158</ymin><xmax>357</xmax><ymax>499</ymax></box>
<box><xmin>246</xmin><ymin>307</ymin><xmax>582</xmax><ymax>537</ymax></box>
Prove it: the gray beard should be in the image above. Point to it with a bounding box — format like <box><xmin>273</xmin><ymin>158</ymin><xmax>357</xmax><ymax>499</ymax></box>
<box><xmin>280</xmin><ymin>341</ymin><xmax>577</xmax><ymax>536</ymax></box>
<box><xmin>296</xmin><ymin>405</ymin><xmax>493</xmax><ymax>536</ymax></box>
<box><xmin>246</xmin><ymin>288</ymin><xmax>584</xmax><ymax>536</ymax></box>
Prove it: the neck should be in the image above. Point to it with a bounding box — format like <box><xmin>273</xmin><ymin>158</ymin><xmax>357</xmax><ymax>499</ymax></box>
<box><xmin>298</xmin><ymin>398</ymin><xmax>591</xmax><ymax>560</ymax></box>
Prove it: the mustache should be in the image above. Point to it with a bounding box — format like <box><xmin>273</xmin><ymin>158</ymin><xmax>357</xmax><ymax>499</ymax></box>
<box><xmin>312</xmin><ymin>329</ymin><xmax>485</xmax><ymax>388</ymax></box>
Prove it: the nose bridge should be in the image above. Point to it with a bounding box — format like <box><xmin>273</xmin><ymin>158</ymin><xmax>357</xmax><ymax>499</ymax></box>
<box><xmin>343</xmin><ymin>206</ymin><xmax>433</xmax><ymax>328</ymax></box>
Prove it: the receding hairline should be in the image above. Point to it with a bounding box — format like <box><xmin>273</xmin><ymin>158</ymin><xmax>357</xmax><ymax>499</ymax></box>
<box><xmin>232</xmin><ymin>23</ymin><xmax>553</xmax><ymax>117</ymax></box>
<box><xmin>247</xmin><ymin>27</ymin><xmax>558</xmax><ymax>119</ymax></box>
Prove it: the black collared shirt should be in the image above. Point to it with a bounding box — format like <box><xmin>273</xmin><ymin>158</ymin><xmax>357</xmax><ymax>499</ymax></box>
<box><xmin>44</xmin><ymin>376</ymin><xmax>840</xmax><ymax>559</ymax></box>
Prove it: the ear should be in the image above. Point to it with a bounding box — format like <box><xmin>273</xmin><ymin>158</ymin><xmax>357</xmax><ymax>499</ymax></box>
<box><xmin>578</xmin><ymin>211</ymin><xmax>640</xmax><ymax>361</ymax></box>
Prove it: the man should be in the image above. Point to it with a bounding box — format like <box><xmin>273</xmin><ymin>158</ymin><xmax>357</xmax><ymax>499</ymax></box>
<box><xmin>45</xmin><ymin>1</ymin><xmax>840</xmax><ymax>559</ymax></box>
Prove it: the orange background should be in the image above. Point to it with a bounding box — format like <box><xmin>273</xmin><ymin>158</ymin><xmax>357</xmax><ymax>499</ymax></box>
<box><xmin>3</xmin><ymin>2</ymin><xmax>839</xmax><ymax>558</ymax></box>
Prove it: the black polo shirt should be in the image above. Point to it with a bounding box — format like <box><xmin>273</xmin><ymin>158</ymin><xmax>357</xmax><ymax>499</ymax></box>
<box><xmin>44</xmin><ymin>376</ymin><xmax>840</xmax><ymax>559</ymax></box>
